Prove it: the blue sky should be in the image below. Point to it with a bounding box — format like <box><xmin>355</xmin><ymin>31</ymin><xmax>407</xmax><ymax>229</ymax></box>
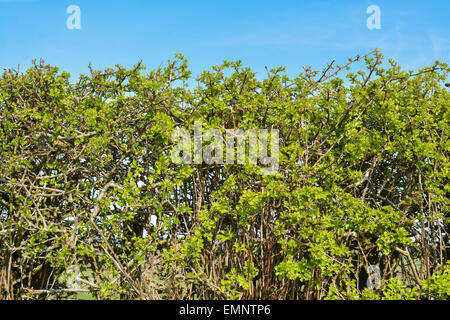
<box><xmin>0</xmin><ymin>0</ymin><xmax>448</xmax><ymax>81</ymax></box>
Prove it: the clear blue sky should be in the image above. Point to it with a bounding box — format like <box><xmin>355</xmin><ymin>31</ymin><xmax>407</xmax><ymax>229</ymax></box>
<box><xmin>0</xmin><ymin>0</ymin><xmax>448</xmax><ymax>81</ymax></box>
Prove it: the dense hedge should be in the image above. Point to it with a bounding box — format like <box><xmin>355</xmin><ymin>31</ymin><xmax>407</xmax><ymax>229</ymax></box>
<box><xmin>0</xmin><ymin>51</ymin><xmax>449</xmax><ymax>299</ymax></box>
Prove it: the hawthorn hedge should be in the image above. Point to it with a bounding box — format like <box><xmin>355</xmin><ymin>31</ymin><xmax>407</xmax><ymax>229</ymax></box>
<box><xmin>0</xmin><ymin>51</ymin><xmax>449</xmax><ymax>299</ymax></box>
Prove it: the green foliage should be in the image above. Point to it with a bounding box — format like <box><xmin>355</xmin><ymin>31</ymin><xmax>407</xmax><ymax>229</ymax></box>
<box><xmin>0</xmin><ymin>52</ymin><xmax>448</xmax><ymax>300</ymax></box>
